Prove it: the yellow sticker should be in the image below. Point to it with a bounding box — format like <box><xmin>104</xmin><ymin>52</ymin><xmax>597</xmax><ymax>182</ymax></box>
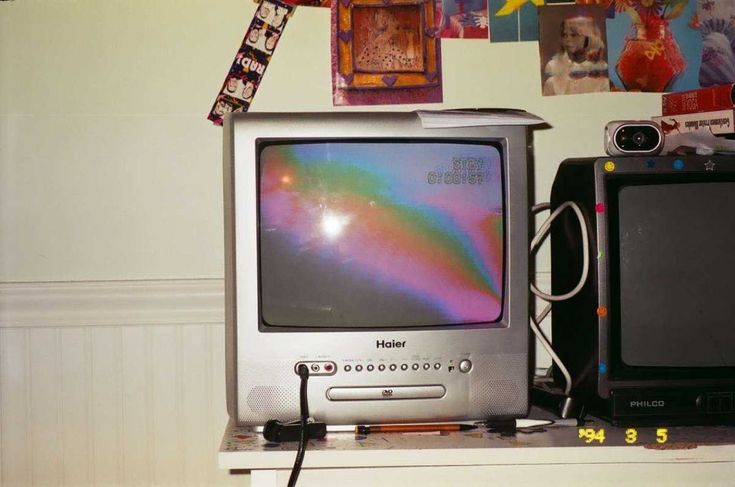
<box><xmin>604</xmin><ymin>161</ymin><xmax>616</xmax><ymax>172</ymax></box>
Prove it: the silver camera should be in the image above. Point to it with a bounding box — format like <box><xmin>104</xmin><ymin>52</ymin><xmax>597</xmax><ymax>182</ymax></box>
<box><xmin>605</xmin><ymin>121</ymin><xmax>664</xmax><ymax>156</ymax></box>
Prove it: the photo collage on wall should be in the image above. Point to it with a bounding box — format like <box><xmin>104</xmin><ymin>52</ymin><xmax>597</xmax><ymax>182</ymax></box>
<box><xmin>208</xmin><ymin>0</ymin><xmax>735</xmax><ymax>117</ymax></box>
<box><xmin>538</xmin><ymin>0</ymin><xmax>704</xmax><ymax>96</ymax></box>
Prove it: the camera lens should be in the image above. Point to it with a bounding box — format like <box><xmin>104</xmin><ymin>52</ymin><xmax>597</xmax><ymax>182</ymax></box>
<box><xmin>615</xmin><ymin>125</ymin><xmax>661</xmax><ymax>153</ymax></box>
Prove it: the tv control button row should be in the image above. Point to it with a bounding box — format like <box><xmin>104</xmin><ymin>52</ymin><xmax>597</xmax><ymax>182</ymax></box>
<box><xmin>342</xmin><ymin>362</ymin><xmax>444</xmax><ymax>372</ymax></box>
<box><xmin>326</xmin><ymin>385</ymin><xmax>446</xmax><ymax>401</ymax></box>
<box><xmin>458</xmin><ymin>359</ymin><xmax>472</xmax><ymax>373</ymax></box>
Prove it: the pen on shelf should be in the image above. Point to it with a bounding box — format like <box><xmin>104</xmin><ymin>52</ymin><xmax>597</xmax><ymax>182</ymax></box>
<box><xmin>354</xmin><ymin>423</ymin><xmax>478</xmax><ymax>434</ymax></box>
<box><xmin>324</xmin><ymin>418</ymin><xmax>579</xmax><ymax>434</ymax></box>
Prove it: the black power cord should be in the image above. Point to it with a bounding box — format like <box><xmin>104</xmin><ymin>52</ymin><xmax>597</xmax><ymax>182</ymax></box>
<box><xmin>288</xmin><ymin>364</ymin><xmax>310</xmax><ymax>487</ymax></box>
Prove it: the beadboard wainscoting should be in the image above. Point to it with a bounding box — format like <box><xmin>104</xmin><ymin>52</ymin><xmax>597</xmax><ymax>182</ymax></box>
<box><xmin>0</xmin><ymin>279</ymin><xmax>243</xmax><ymax>487</ymax></box>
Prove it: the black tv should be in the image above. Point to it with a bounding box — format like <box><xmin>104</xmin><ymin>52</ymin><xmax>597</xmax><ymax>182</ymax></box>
<box><xmin>550</xmin><ymin>156</ymin><xmax>735</xmax><ymax>425</ymax></box>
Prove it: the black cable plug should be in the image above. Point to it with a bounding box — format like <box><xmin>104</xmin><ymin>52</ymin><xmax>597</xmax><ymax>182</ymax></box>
<box><xmin>262</xmin><ymin>420</ymin><xmax>326</xmax><ymax>443</ymax></box>
<box><xmin>287</xmin><ymin>364</ymin><xmax>311</xmax><ymax>487</ymax></box>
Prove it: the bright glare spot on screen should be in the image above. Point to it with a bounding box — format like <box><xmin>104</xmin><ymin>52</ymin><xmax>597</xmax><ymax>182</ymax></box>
<box><xmin>281</xmin><ymin>174</ymin><xmax>292</xmax><ymax>185</ymax></box>
<box><xmin>321</xmin><ymin>211</ymin><xmax>350</xmax><ymax>241</ymax></box>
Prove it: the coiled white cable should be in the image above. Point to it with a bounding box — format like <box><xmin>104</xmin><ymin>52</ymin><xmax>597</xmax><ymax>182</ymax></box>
<box><xmin>530</xmin><ymin>201</ymin><xmax>589</xmax><ymax>301</ymax></box>
<box><xmin>530</xmin><ymin>201</ymin><xmax>590</xmax><ymax>396</ymax></box>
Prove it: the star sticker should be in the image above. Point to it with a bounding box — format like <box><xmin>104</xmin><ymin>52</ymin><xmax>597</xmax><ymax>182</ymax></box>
<box><xmin>704</xmin><ymin>160</ymin><xmax>716</xmax><ymax>171</ymax></box>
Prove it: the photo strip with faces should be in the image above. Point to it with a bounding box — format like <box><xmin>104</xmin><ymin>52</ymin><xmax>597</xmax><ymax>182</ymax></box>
<box><xmin>208</xmin><ymin>0</ymin><xmax>295</xmax><ymax>125</ymax></box>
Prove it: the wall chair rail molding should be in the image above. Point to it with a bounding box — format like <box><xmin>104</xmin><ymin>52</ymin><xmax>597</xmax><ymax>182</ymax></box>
<box><xmin>0</xmin><ymin>278</ymin><xmax>225</xmax><ymax>328</ymax></box>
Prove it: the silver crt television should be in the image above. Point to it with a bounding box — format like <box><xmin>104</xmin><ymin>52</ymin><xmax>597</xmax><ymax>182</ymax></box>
<box><xmin>224</xmin><ymin>111</ymin><xmax>533</xmax><ymax>425</ymax></box>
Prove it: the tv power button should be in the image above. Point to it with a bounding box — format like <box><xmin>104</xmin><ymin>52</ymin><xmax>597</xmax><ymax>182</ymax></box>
<box><xmin>458</xmin><ymin>359</ymin><xmax>472</xmax><ymax>373</ymax></box>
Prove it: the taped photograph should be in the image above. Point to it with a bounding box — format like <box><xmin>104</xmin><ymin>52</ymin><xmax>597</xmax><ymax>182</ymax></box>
<box><xmin>538</xmin><ymin>4</ymin><xmax>611</xmax><ymax>95</ymax></box>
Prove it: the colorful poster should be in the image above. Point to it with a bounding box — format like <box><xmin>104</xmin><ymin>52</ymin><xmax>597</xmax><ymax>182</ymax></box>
<box><xmin>698</xmin><ymin>0</ymin><xmax>735</xmax><ymax>87</ymax></box>
<box><xmin>606</xmin><ymin>0</ymin><xmax>701</xmax><ymax>92</ymax></box>
<box><xmin>207</xmin><ymin>0</ymin><xmax>294</xmax><ymax>125</ymax></box>
<box><xmin>332</xmin><ymin>0</ymin><xmax>443</xmax><ymax>106</ymax></box>
<box><xmin>436</xmin><ymin>0</ymin><xmax>489</xmax><ymax>39</ymax></box>
<box><xmin>538</xmin><ymin>4</ymin><xmax>611</xmax><ymax>95</ymax></box>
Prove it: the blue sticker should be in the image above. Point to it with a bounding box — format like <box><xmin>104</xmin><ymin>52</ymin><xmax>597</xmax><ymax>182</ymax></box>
<box><xmin>673</xmin><ymin>159</ymin><xmax>685</xmax><ymax>170</ymax></box>
<box><xmin>645</xmin><ymin>159</ymin><xmax>656</xmax><ymax>169</ymax></box>
<box><xmin>599</xmin><ymin>362</ymin><xmax>608</xmax><ymax>374</ymax></box>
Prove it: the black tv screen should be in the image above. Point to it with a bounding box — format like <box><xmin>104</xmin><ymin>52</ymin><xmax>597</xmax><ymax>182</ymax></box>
<box><xmin>616</xmin><ymin>181</ymin><xmax>735</xmax><ymax>368</ymax></box>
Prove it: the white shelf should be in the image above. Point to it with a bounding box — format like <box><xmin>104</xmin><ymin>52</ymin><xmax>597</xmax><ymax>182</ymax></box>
<box><xmin>219</xmin><ymin>414</ymin><xmax>735</xmax><ymax>486</ymax></box>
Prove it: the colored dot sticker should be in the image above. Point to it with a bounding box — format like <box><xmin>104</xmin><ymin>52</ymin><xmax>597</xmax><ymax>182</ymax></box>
<box><xmin>645</xmin><ymin>159</ymin><xmax>656</xmax><ymax>169</ymax></box>
<box><xmin>604</xmin><ymin>161</ymin><xmax>616</xmax><ymax>172</ymax></box>
<box><xmin>599</xmin><ymin>362</ymin><xmax>608</xmax><ymax>374</ymax></box>
<box><xmin>597</xmin><ymin>250</ymin><xmax>604</xmax><ymax>260</ymax></box>
<box><xmin>673</xmin><ymin>159</ymin><xmax>685</xmax><ymax>170</ymax></box>
<box><xmin>597</xmin><ymin>306</ymin><xmax>608</xmax><ymax>317</ymax></box>
<box><xmin>595</xmin><ymin>203</ymin><xmax>606</xmax><ymax>213</ymax></box>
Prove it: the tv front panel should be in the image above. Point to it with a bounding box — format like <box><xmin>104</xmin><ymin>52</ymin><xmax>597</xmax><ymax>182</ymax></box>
<box><xmin>224</xmin><ymin>112</ymin><xmax>531</xmax><ymax>425</ymax></box>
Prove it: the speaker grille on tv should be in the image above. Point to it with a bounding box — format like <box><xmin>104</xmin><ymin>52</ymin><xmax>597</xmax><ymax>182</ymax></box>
<box><xmin>246</xmin><ymin>385</ymin><xmax>299</xmax><ymax>417</ymax></box>
<box><xmin>472</xmin><ymin>380</ymin><xmax>520</xmax><ymax>413</ymax></box>
<box><xmin>238</xmin><ymin>361</ymin><xmax>301</xmax><ymax>422</ymax></box>
<box><xmin>470</xmin><ymin>353</ymin><xmax>527</xmax><ymax>416</ymax></box>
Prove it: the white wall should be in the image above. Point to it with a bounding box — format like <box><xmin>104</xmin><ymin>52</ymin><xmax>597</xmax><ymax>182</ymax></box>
<box><xmin>0</xmin><ymin>1</ymin><xmax>662</xmax><ymax>485</ymax></box>
<box><xmin>0</xmin><ymin>0</ymin><xmax>662</xmax><ymax>282</ymax></box>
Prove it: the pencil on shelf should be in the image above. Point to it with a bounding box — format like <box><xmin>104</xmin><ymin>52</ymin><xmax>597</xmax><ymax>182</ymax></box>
<box><xmin>356</xmin><ymin>423</ymin><xmax>478</xmax><ymax>434</ymax></box>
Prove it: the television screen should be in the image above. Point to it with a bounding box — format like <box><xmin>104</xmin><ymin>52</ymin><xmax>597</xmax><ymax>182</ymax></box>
<box><xmin>258</xmin><ymin>140</ymin><xmax>505</xmax><ymax>328</ymax></box>
<box><xmin>615</xmin><ymin>181</ymin><xmax>735</xmax><ymax>368</ymax></box>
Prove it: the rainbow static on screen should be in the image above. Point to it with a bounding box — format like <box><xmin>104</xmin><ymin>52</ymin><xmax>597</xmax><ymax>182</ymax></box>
<box><xmin>259</xmin><ymin>142</ymin><xmax>505</xmax><ymax>325</ymax></box>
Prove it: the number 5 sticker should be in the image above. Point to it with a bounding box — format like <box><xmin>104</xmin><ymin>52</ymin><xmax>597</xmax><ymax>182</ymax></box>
<box><xmin>656</xmin><ymin>428</ymin><xmax>668</xmax><ymax>444</ymax></box>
